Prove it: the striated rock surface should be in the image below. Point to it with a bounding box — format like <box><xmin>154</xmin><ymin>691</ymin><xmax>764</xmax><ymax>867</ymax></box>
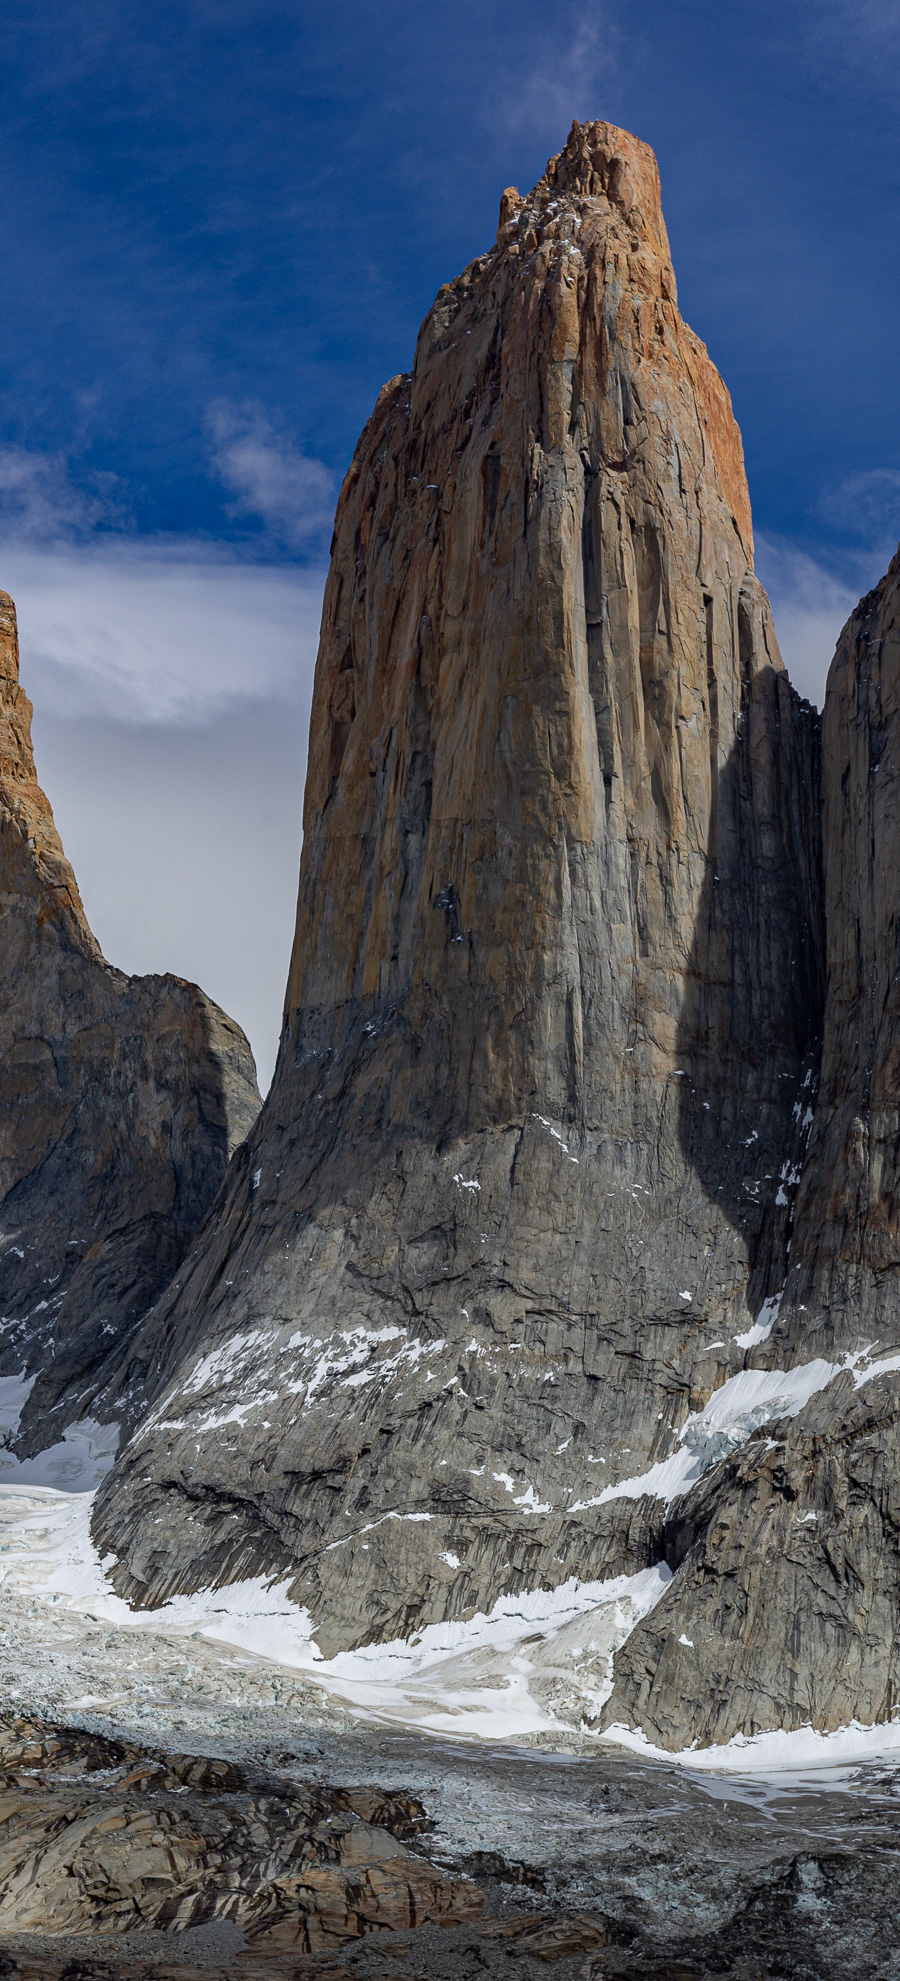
<box><xmin>95</xmin><ymin>119</ymin><xmax>826</xmax><ymax>1663</ymax></box>
<box><xmin>0</xmin><ymin>589</ymin><xmax>260</xmax><ymax>1463</ymax></box>
<box><xmin>602</xmin><ymin>546</ymin><xmax>900</xmax><ymax>1747</ymax></box>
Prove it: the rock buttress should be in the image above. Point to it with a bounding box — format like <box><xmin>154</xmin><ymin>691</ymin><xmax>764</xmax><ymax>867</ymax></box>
<box><xmin>93</xmin><ymin>121</ymin><xmax>823</xmax><ymax>1654</ymax></box>
<box><xmin>0</xmin><ymin>589</ymin><xmax>260</xmax><ymax>1458</ymax></box>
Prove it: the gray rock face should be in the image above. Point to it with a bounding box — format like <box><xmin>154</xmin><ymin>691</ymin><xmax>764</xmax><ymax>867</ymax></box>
<box><xmin>602</xmin><ymin>547</ymin><xmax>900</xmax><ymax>1747</ymax></box>
<box><xmin>93</xmin><ymin>121</ymin><xmax>826</xmax><ymax>1665</ymax></box>
<box><xmin>0</xmin><ymin>588</ymin><xmax>260</xmax><ymax>1460</ymax></box>
<box><xmin>602</xmin><ymin>1366</ymin><xmax>900</xmax><ymax>1748</ymax></box>
<box><xmin>784</xmin><ymin>546</ymin><xmax>900</xmax><ymax>1342</ymax></box>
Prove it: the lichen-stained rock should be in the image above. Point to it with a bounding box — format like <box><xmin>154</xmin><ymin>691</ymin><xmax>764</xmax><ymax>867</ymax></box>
<box><xmin>94</xmin><ymin>120</ymin><xmax>822</xmax><ymax>1654</ymax></box>
<box><xmin>600</xmin><ymin>548</ymin><xmax>900</xmax><ymax>1749</ymax></box>
<box><xmin>0</xmin><ymin>589</ymin><xmax>260</xmax><ymax>1459</ymax></box>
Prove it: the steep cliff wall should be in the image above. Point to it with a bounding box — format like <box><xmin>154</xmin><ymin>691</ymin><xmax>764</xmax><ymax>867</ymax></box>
<box><xmin>602</xmin><ymin>547</ymin><xmax>900</xmax><ymax>1747</ymax></box>
<box><xmin>0</xmin><ymin>589</ymin><xmax>260</xmax><ymax>1459</ymax></box>
<box><xmin>787</xmin><ymin>547</ymin><xmax>900</xmax><ymax>1339</ymax></box>
<box><xmin>94</xmin><ymin>121</ymin><xmax>824</xmax><ymax>1658</ymax></box>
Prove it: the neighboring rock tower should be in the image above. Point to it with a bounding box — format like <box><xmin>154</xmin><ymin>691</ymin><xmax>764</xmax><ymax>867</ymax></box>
<box><xmin>95</xmin><ymin>121</ymin><xmax>824</xmax><ymax>1660</ymax></box>
<box><xmin>602</xmin><ymin>547</ymin><xmax>900</xmax><ymax>1747</ymax></box>
<box><xmin>0</xmin><ymin>589</ymin><xmax>260</xmax><ymax>1461</ymax></box>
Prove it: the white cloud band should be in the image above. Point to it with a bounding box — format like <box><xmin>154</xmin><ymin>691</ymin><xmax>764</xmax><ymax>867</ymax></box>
<box><xmin>0</xmin><ymin>540</ymin><xmax>326</xmax><ymax>726</ymax></box>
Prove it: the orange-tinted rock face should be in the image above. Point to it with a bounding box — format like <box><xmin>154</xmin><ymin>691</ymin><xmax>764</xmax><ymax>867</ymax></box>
<box><xmin>95</xmin><ymin>122</ymin><xmax>822</xmax><ymax>1656</ymax></box>
<box><xmin>0</xmin><ymin>1716</ymin><xmax>478</xmax><ymax>1947</ymax></box>
<box><xmin>0</xmin><ymin>589</ymin><xmax>260</xmax><ymax>1461</ymax></box>
<box><xmin>291</xmin><ymin>121</ymin><xmax>755</xmax><ymax>1106</ymax></box>
<box><xmin>0</xmin><ymin>589</ymin><xmax>95</xmax><ymax>960</ymax></box>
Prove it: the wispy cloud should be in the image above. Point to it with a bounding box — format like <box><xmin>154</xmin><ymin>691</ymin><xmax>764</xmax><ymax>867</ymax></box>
<box><xmin>757</xmin><ymin>449</ymin><xmax>900</xmax><ymax>711</ymax></box>
<box><xmin>36</xmin><ymin>695</ymin><xmax>310</xmax><ymax>1092</ymax></box>
<box><xmin>832</xmin><ymin>0</ymin><xmax>900</xmax><ymax>45</ymax></box>
<box><xmin>756</xmin><ymin>536</ymin><xmax>862</xmax><ymax>708</ymax></box>
<box><xmin>490</xmin><ymin>4</ymin><xmax>620</xmax><ymax>144</ymax></box>
<box><xmin>1</xmin><ymin>541</ymin><xmax>325</xmax><ymax>728</ymax></box>
<box><xmin>0</xmin><ymin>425</ymin><xmax>329</xmax><ymax>727</ymax></box>
<box><xmin>817</xmin><ymin>467</ymin><xmax>900</xmax><ymax>552</ymax></box>
<box><xmin>0</xmin><ymin>532</ymin><xmax>325</xmax><ymax>1083</ymax></box>
<box><xmin>799</xmin><ymin>0</ymin><xmax>900</xmax><ymax>80</ymax></box>
<box><xmin>207</xmin><ymin>400</ymin><xmax>335</xmax><ymax>552</ymax></box>
<box><xmin>0</xmin><ymin>447</ymin><xmax>128</xmax><ymax>544</ymax></box>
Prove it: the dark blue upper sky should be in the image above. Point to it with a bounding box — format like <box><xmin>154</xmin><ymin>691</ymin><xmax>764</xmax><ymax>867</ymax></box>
<box><xmin>0</xmin><ymin>0</ymin><xmax>897</xmax><ymax>577</ymax></box>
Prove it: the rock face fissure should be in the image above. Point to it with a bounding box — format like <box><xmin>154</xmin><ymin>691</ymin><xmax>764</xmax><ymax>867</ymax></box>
<box><xmin>93</xmin><ymin>117</ymin><xmax>838</xmax><ymax>1695</ymax></box>
<box><xmin>0</xmin><ymin>589</ymin><xmax>260</xmax><ymax>1457</ymax></box>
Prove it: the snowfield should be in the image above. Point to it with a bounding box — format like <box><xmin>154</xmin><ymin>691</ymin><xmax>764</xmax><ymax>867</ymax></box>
<box><xmin>2</xmin><ymin>1336</ymin><xmax>900</xmax><ymax>1770</ymax></box>
<box><xmin>0</xmin><ymin>1484</ymin><xmax>669</xmax><ymax>1742</ymax></box>
<box><xmin>0</xmin><ymin>1473</ymin><xmax>899</xmax><ymax>1779</ymax></box>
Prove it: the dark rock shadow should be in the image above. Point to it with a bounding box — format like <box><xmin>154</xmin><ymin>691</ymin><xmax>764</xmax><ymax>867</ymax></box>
<box><xmin>675</xmin><ymin>623</ymin><xmax>825</xmax><ymax>1323</ymax></box>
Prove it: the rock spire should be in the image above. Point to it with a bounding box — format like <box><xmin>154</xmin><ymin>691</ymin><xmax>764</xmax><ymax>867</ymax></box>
<box><xmin>94</xmin><ymin>119</ymin><xmax>826</xmax><ymax>1681</ymax></box>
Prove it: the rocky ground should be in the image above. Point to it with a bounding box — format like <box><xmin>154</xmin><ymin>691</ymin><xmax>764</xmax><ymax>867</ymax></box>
<box><xmin>1</xmin><ymin>1492</ymin><xmax>900</xmax><ymax>1978</ymax></box>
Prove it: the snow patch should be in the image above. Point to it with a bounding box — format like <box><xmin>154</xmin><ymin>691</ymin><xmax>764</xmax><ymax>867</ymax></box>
<box><xmin>569</xmin><ymin>1356</ymin><xmax>862</xmax><ymax>1514</ymax></box>
<box><xmin>0</xmin><ymin>1400</ymin><xmax>119</xmax><ymax>1492</ymax></box>
<box><xmin>182</xmin><ymin>1329</ymin><xmax>271</xmax><ymax>1396</ymax></box>
<box><xmin>531</xmin><ymin>1115</ymin><xmax>580</xmax><ymax>1164</ymax></box>
<box><xmin>144</xmin><ymin>1321</ymin><xmax>443</xmax><ymax>1436</ymax></box>
<box><xmin>0</xmin><ymin>1370</ymin><xmax>35</xmax><ymax>1445</ymax></box>
<box><xmin>603</xmin><ymin>1716</ymin><xmax>900</xmax><ymax>1776</ymax></box>
<box><xmin>323</xmin><ymin>1510</ymin><xmax>433</xmax><ymax>1552</ymax></box>
<box><xmin>493</xmin><ymin>1471</ymin><xmax>552</xmax><ymax>1514</ymax></box>
<box><xmin>735</xmin><ymin>1288</ymin><xmax>783</xmax><ymax>1349</ymax></box>
<box><xmin>855</xmin><ymin>1348</ymin><xmax>900</xmax><ymax>1388</ymax></box>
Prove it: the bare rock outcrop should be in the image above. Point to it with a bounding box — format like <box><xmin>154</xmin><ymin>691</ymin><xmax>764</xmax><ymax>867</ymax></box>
<box><xmin>0</xmin><ymin>1717</ymin><xmax>479</xmax><ymax>1948</ymax></box>
<box><xmin>94</xmin><ymin>121</ymin><xmax>824</xmax><ymax>1658</ymax></box>
<box><xmin>0</xmin><ymin>590</ymin><xmax>260</xmax><ymax>1460</ymax></box>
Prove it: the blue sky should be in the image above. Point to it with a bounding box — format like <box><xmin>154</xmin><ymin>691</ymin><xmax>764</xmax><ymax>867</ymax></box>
<box><xmin>0</xmin><ymin>0</ymin><xmax>897</xmax><ymax>1080</ymax></box>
